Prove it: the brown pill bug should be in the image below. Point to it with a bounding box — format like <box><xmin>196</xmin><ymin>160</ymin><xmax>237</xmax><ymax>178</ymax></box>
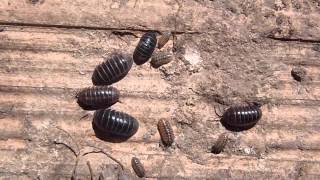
<box><xmin>131</xmin><ymin>157</ymin><xmax>146</xmax><ymax>178</ymax></box>
<box><xmin>92</xmin><ymin>53</ymin><xmax>133</xmax><ymax>86</ymax></box>
<box><xmin>133</xmin><ymin>32</ymin><xmax>157</xmax><ymax>65</ymax></box>
<box><xmin>221</xmin><ymin>104</ymin><xmax>262</xmax><ymax>131</ymax></box>
<box><xmin>76</xmin><ymin>86</ymin><xmax>119</xmax><ymax>110</ymax></box>
<box><xmin>211</xmin><ymin>133</ymin><xmax>229</xmax><ymax>154</ymax></box>
<box><xmin>157</xmin><ymin>119</ymin><xmax>174</xmax><ymax>146</ymax></box>
<box><xmin>93</xmin><ymin>109</ymin><xmax>139</xmax><ymax>138</ymax></box>
<box><xmin>150</xmin><ymin>51</ymin><xmax>173</xmax><ymax>68</ymax></box>
<box><xmin>157</xmin><ymin>31</ymin><xmax>171</xmax><ymax>49</ymax></box>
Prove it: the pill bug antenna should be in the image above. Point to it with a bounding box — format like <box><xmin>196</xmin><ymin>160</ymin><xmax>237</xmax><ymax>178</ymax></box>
<box><xmin>214</xmin><ymin>104</ymin><xmax>227</xmax><ymax>117</ymax></box>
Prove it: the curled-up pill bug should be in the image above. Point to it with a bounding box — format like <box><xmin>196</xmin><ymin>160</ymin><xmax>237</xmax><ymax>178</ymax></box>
<box><xmin>157</xmin><ymin>31</ymin><xmax>171</xmax><ymax>49</ymax></box>
<box><xmin>133</xmin><ymin>32</ymin><xmax>157</xmax><ymax>65</ymax></box>
<box><xmin>76</xmin><ymin>86</ymin><xmax>119</xmax><ymax>110</ymax></box>
<box><xmin>211</xmin><ymin>133</ymin><xmax>228</xmax><ymax>154</ymax></box>
<box><xmin>92</xmin><ymin>53</ymin><xmax>133</xmax><ymax>85</ymax></box>
<box><xmin>131</xmin><ymin>157</ymin><xmax>145</xmax><ymax>178</ymax></box>
<box><xmin>150</xmin><ymin>51</ymin><xmax>173</xmax><ymax>68</ymax></box>
<box><xmin>157</xmin><ymin>119</ymin><xmax>174</xmax><ymax>146</ymax></box>
<box><xmin>221</xmin><ymin>104</ymin><xmax>262</xmax><ymax>131</ymax></box>
<box><xmin>93</xmin><ymin>109</ymin><xmax>139</xmax><ymax>140</ymax></box>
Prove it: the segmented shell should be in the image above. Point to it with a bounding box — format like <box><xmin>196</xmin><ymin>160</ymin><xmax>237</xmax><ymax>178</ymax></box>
<box><xmin>211</xmin><ymin>133</ymin><xmax>228</xmax><ymax>154</ymax></box>
<box><xmin>76</xmin><ymin>86</ymin><xmax>119</xmax><ymax>110</ymax></box>
<box><xmin>150</xmin><ymin>51</ymin><xmax>173</xmax><ymax>68</ymax></box>
<box><xmin>92</xmin><ymin>53</ymin><xmax>133</xmax><ymax>85</ymax></box>
<box><xmin>157</xmin><ymin>31</ymin><xmax>171</xmax><ymax>49</ymax></box>
<box><xmin>157</xmin><ymin>119</ymin><xmax>174</xmax><ymax>146</ymax></box>
<box><xmin>93</xmin><ymin>109</ymin><xmax>139</xmax><ymax>138</ymax></box>
<box><xmin>133</xmin><ymin>32</ymin><xmax>157</xmax><ymax>65</ymax></box>
<box><xmin>221</xmin><ymin>105</ymin><xmax>262</xmax><ymax>130</ymax></box>
<box><xmin>131</xmin><ymin>157</ymin><xmax>145</xmax><ymax>178</ymax></box>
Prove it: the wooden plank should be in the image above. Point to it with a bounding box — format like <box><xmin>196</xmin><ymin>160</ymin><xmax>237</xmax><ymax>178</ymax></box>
<box><xmin>0</xmin><ymin>0</ymin><xmax>319</xmax><ymax>40</ymax></box>
<box><xmin>1</xmin><ymin>0</ymin><xmax>320</xmax><ymax>179</ymax></box>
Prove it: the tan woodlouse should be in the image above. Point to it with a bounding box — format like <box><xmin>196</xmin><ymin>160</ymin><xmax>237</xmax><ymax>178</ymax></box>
<box><xmin>157</xmin><ymin>31</ymin><xmax>171</xmax><ymax>49</ymax></box>
<box><xmin>157</xmin><ymin>119</ymin><xmax>174</xmax><ymax>146</ymax></box>
<box><xmin>150</xmin><ymin>51</ymin><xmax>173</xmax><ymax>68</ymax></box>
<box><xmin>211</xmin><ymin>133</ymin><xmax>229</xmax><ymax>154</ymax></box>
<box><xmin>131</xmin><ymin>157</ymin><xmax>146</xmax><ymax>178</ymax></box>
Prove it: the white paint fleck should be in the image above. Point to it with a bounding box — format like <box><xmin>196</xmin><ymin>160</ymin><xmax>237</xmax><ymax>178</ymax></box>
<box><xmin>184</xmin><ymin>46</ymin><xmax>202</xmax><ymax>66</ymax></box>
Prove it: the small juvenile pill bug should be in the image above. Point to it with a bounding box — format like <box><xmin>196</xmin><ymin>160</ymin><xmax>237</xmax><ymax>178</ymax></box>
<box><xmin>157</xmin><ymin>31</ymin><xmax>171</xmax><ymax>49</ymax></box>
<box><xmin>150</xmin><ymin>51</ymin><xmax>173</xmax><ymax>68</ymax></box>
<box><xmin>131</xmin><ymin>157</ymin><xmax>146</xmax><ymax>178</ymax></box>
<box><xmin>157</xmin><ymin>119</ymin><xmax>174</xmax><ymax>146</ymax></box>
<box><xmin>92</xmin><ymin>53</ymin><xmax>133</xmax><ymax>86</ymax></box>
<box><xmin>211</xmin><ymin>133</ymin><xmax>228</xmax><ymax>154</ymax></box>
<box><xmin>221</xmin><ymin>104</ymin><xmax>262</xmax><ymax>131</ymax></box>
<box><xmin>133</xmin><ymin>32</ymin><xmax>157</xmax><ymax>65</ymax></box>
<box><xmin>76</xmin><ymin>86</ymin><xmax>120</xmax><ymax>110</ymax></box>
<box><xmin>92</xmin><ymin>109</ymin><xmax>139</xmax><ymax>139</ymax></box>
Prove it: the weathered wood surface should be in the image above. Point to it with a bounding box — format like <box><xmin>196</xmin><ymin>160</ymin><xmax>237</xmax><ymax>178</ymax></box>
<box><xmin>0</xmin><ymin>0</ymin><xmax>320</xmax><ymax>179</ymax></box>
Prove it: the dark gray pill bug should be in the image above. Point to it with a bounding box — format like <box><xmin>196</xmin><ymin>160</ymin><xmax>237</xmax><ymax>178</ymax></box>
<box><xmin>221</xmin><ymin>104</ymin><xmax>262</xmax><ymax>131</ymax></box>
<box><xmin>150</xmin><ymin>51</ymin><xmax>173</xmax><ymax>68</ymax></box>
<box><xmin>211</xmin><ymin>133</ymin><xmax>228</xmax><ymax>154</ymax></box>
<box><xmin>133</xmin><ymin>32</ymin><xmax>157</xmax><ymax>65</ymax></box>
<box><xmin>92</xmin><ymin>53</ymin><xmax>133</xmax><ymax>86</ymax></box>
<box><xmin>157</xmin><ymin>31</ymin><xmax>171</xmax><ymax>49</ymax></box>
<box><xmin>76</xmin><ymin>86</ymin><xmax>119</xmax><ymax>110</ymax></box>
<box><xmin>157</xmin><ymin>119</ymin><xmax>174</xmax><ymax>146</ymax></box>
<box><xmin>93</xmin><ymin>109</ymin><xmax>139</xmax><ymax>138</ymax></box>
<box><xmin>131</xmin><ymin>157</ymin><xmax>145</xmax><ymax>178</ymax></box>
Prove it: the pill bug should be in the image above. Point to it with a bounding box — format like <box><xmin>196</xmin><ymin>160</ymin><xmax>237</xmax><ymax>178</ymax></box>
<box><xmin>76</xmin><ymin>86</ymin><xmax>119</xmax><ymax>110</ymax></box>
<box><xmin>92</xmin><ymin>53</ymin><xmax>133</xmax><ymax>86</ymax></box>
<box><xmin>133</xmin><ymin>32</ymin><xmax>157</xmax><ymax>65</ymax></box>
<box><xmin>157</xmin><ymin>31</ymin><xmax>171</xmax><ymax>49</ymax></box>
<box><xmin>221</xmin><ymin>104</ymin><xmax>262</xmax><ymax>131</ymax></box>
<box><xmin>92</xmin><ymin>109</ymin><xmax>139</xmax><ymax>139</ymax></box>
<box><xmin>157</xmin><ymin>119</ymin><xmax>174</xmax><ymax>146</ymax></box>
<box><xmin>131</xmin><ymin>157</ymin><xmax>145</xmax><ymax>178</ymax></box>
<box><xmin>211</xmin><ymin>133</ymin><xmax>228</xmax><ymax>154</ymax></box>
<box><xmin>150</xmin><ymin>51</ymin><xmax>173</xmax><ymax>68</ymax></box>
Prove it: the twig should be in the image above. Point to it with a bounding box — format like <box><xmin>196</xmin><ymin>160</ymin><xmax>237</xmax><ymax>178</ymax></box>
<box><xmin>83</xmin><ymin>145</ymin><xmax>124</xmax><ymax>170</ymax></box>
<box><xmin>53</xmin><ymin>141</ymin><xmax>78</xmax><ymax>157</ymax></box>
<box><xmin>55</xmin><ymin>127</ymin><xmax>80</xmax><ymax>155</ymax></box>
<box><xmin>80</xmin><ymin>113</ymin><xmax>89</xmax><ymax>120</ymax></box>
<box><xmin>54</xmin><ymin>127</ymin><xmax>82</xmax><ymax>179</ymax></box>
<box><xmin>87</xmin><ymin>161</ymin><xmax>94</xmax><ymax>180</ymax></box>
<box><xmin>71</xmin><ymin>155</ymin><xmax>81</xmax><ymax>180</ymax></box>
<box><xmin>134</xmin><ymin>0</ymin><xmax>138</xmax><ymax>8</ymax></box>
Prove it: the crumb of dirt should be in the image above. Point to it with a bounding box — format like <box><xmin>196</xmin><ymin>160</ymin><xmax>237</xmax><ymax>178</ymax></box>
<box><xmin>291</xmin><ymin>66</ymin><xmax>307</xmax><ymax>82</ymax></box>
<box><xmin>28</xmin><ymin>0</ymin><xmax>44</xmax><ymax>5</ymax></box>
<box><xmin>78</xmin><ymin>70</ymin><xmax>86</xmax><ymax>75</ymax></box>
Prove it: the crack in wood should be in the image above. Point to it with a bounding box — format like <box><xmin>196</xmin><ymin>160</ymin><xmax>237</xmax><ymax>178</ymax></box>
<box><xmin>266</xmin><ymin>36</ymin><xmax>320</xmax><ymax>44</ymax></box>
<box><xmin>0</xmin><ymin>22</ymin><xmax>203</xmax><ymax>35</ymax></box>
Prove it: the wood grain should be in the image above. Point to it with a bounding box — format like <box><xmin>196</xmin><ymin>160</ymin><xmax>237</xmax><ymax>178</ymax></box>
<box><xmin>0</xmin><ymin>0</ymin><xmax>320</xmax><ymax>179</ymax></box>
